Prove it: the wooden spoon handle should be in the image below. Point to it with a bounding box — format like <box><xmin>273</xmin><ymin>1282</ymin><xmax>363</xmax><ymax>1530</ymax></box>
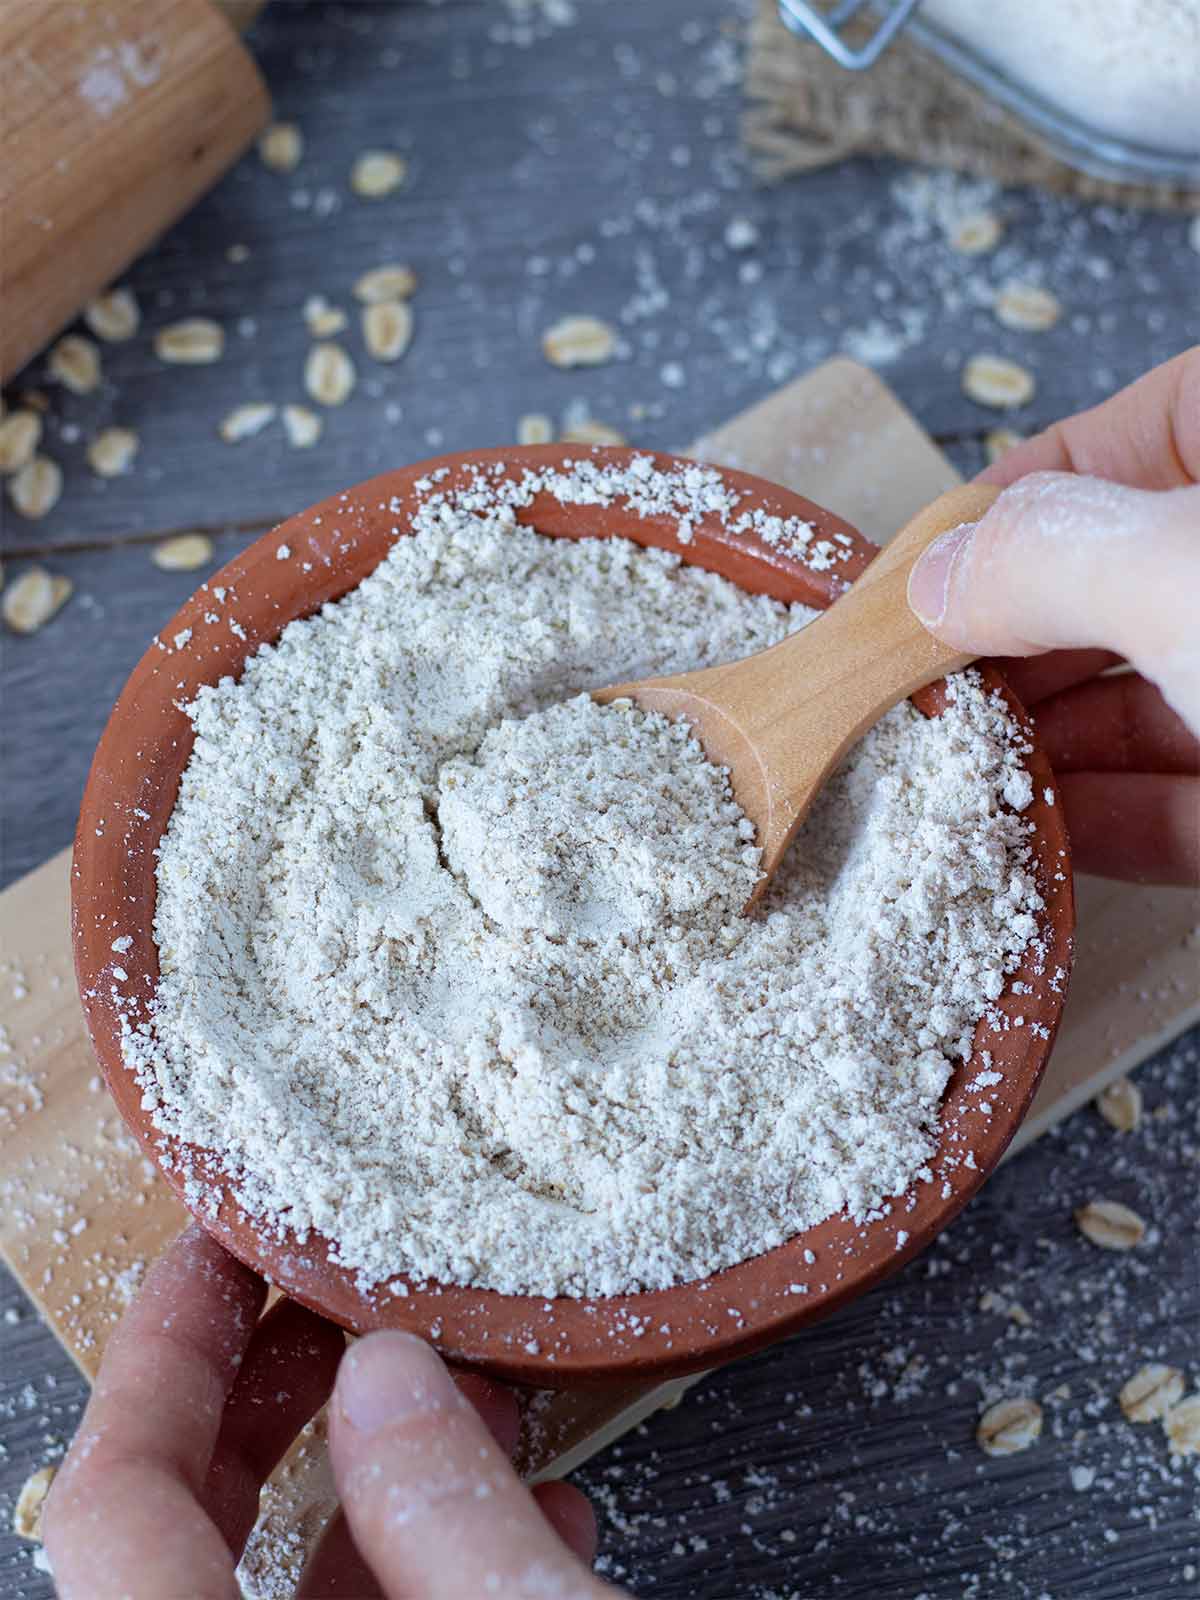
<box><xmin>736</xmin><ymin>482</ymin><xmax>1001</xmax><ymax>811</ymax></box>
<box><xmin>805</xmin><ymin>480</ymin><xmax>1002</xmax><ymax>710</ymax></box>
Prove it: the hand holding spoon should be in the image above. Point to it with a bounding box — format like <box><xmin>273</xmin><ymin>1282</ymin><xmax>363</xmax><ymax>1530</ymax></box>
<box><xmin>595</xmin><ymin>483</ymin><xmax>1002</xmax><ymax>907</ymax></box>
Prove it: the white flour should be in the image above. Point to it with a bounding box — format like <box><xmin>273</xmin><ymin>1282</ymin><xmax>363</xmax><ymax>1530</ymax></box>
<box><xmin>125</xmin><ymin>462</ymin><xmax>1043</xmax><ymax>1298</ymax></box>
<box><xmin>921</xmin><ymin>0</ymin><xmax>1200</xmax><ymax>154</ymax></box>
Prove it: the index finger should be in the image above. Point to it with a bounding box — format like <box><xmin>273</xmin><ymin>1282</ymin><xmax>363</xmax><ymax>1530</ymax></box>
<box><xmin>44</xmin><ymin>1225</ymin><xmax>263</xmax><ymax>1600</ymax></box>
<box><xmin>981</xmin><ymin>346</ymin><xmax>1200</xmax><ymax>491</ymax></box>
<box><xmin>328</xmin><ymin>1332</ymin><xmax>614</xmax><ymax>1600</ymax></box>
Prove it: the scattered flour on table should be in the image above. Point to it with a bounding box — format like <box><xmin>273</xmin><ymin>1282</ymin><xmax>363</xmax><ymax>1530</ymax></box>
<box><xmin>124</xmin><ymin>468</ymin><xmax>1043</xmax><ymax>1298</ymax></box>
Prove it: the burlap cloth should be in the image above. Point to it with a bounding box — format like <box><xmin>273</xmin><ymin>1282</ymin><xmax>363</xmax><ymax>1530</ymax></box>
<box><xmin>743</xmin><ymin>0</ymin><xmax>1198</xmax><ymax>210</ymax></box>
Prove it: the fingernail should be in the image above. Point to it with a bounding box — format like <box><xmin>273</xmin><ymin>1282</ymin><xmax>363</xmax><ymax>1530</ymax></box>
<box><xmin>908</xmin><ymin>523</ymin><xmax>973</xmax><ymax>628</ymax></box>
<box><xmin>337</xmin><ymin>1330</ymin><xmax>454</xmax><ymax>1435</ymax></box>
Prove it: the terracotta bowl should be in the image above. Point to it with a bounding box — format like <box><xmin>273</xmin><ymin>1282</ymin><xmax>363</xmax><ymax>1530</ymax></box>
<box><xmin>72</xmin><ymin>446</ymin><xmax>1075</xmax><ymax>1388</ymax></box>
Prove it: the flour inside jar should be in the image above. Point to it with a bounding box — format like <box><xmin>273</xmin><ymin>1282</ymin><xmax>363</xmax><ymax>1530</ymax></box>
<box><xmin>124</xmin><ymin>461</ymin><xmax>1044</xmax><ymax>1298</ymax></box>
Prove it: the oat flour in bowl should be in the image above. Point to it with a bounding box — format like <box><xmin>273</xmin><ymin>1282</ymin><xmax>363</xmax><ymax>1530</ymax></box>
<box><xmin>124</xmin><ymin>464</ymin><xmax>1044</xmax><ymax>1299</ymax></box>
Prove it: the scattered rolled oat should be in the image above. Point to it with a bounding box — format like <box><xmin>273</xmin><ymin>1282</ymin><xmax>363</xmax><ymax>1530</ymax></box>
<box><xmin>1119</xmin><ymin>1363</ymin><xmax>1184</xmax><ymax>1422</ymax></box>
<box><xmin>353</xmin><ymin>265</ymin><xmax>418</xmax><ymax>303</ymax></box>
<box><xmin>227</xmin><ymin>243</ymin><xmax>251</xmax><ymax>264</ymax></box>
<box><xmin>949</xmin><ymin>210</ymin><xmax>1003</xmax><ymax>255</ymax></box>
<box><xmin>305</xmin><ymin>343</ymin><xmax>356</xmax><ymax>406</ymax></box>
<box><xmin>48</xmin><ymin>334</ymin><xmax>102</xmax><ymax>394</ymax></box>
<box><xmin>2</xmin><ymin>566</ymin><xmax>72</xmax><ymax>633</ymax></box>
<box><xmin>350</xmin><ymin>150</ymin><xmax>407</xmax><ymax>198</ymax></box>
<box><xmin>259</xmin><ymin>122</ymin><xmax>303</xmax><ymax>173</ymax></box>
<box><xmin>86</xmin><ymin>426</ymin><xmax>139</xmax><ymax>478</ymax></box>
<box><xmin>12</xmin><ymin>1464</ymin><xmax>55</xmax><ymax>1540</ymax></box>
<box><xmin>362</xmin><ymin>301</ymin><xmax>413</xmax><ymax>363</ymax></box>
<box><xmin>963</xmin><ymin>355</ymin><xmax>1036</xmax><ymax>410</ymax></box>
<box><xmin>303</xmin><ymin>296</ymin><xmax>348</xmax><ymax>338</ymax></box>
<box><xmin>8</xmin><ymin>456</ymin><xmax>63</xmax><ymax>520</ymax></box>
<box><xmin>282</xmin><ymin>404</ymin><xmax>323</xmax><ymax>449</ymax></box>
<box><xmin>219</xmin><ymin>402</ymin><xmax>277</xmax><ymax>443</ymax></box>
<box><xmin>1074</xmin><ymin>1198</ymin><xmax>1146</xmax><ymax>1251</ymax></box>
<box><xmin>0</xmin><ymin>411</ymin><xmax>42</xmax><ymax>474</ymax></box>
<box><xmin>561</xmin><ymin>418</ymin><xmax>627</xmax><ymax>446</ymax></box>
<box><xmin>84</xmin><ymin>287</ymin><xmax>140</xmax><ymax>342</ymax></box>
<box><xmin>984</xmin><ymin>428</ymin><xmax>1024</xmax><ymax>464</ymax></box>
<box><xmin>976</xmin><ymin>1397</ymin><xmax>1042</xmax><ymax>1456</ymax></box>
<box><xmin>542</xmin><ymin>314</ymin><xmax>617</xmax><ymax>369</ymax></box>
<box><xmin>994</xmin><ymin>282</ymin><xmax>1062</xmax><ymax>332</ymax></box>
<box><xmin>153</xmin><ymin>534</ymin><xmax>214</xmax><ymax>572</ymax></box>
<box><xmin>517</xmin><ymin>413</ymin><xmax>555</xmax><ymax>445</ymax></box>
<box><xmin>1163</xmin><ymin>1394</ymin><xmax>1200</xmax><ymax>1456</ymax></box>
<box><xmin>1096</xmin><ymin>1076</ymin><xmax>1143</xmax><ymax>1133</ymax></box>
<box><xmin>156</xmin><ymin>319</ymin><xmax>225</xmax><ymax>365</ymax></box>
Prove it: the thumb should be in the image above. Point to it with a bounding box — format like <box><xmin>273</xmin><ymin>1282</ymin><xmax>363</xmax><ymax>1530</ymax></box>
<box><xmin>907</xmin><ymin>471</ymin><xmax>1200</xmax><ymax>731</ymax></box>
<box><xmin>327</xmin><ymin>1331</ymin><xmax>612</xmax><ymax>1600</ymax></box>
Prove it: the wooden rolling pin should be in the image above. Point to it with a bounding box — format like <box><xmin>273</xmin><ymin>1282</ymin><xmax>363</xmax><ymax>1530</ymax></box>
<box><xmin>0</xmin><ymin>0</ymin><xmax>271</xmax><ymax>382</ymax></box>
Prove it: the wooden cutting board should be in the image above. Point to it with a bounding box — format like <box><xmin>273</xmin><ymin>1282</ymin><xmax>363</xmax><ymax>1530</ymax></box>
<box><xmin>2</xmin><ymin>359</ymin><xmax>1197</xmax><ymax>1590</ymax></box>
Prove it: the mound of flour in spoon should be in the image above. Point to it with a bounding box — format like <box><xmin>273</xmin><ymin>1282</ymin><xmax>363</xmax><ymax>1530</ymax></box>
<box><xmin>126</xmin><ymin>490</ymin><xmax>1044</xmax><ymax>1298</ymax></box>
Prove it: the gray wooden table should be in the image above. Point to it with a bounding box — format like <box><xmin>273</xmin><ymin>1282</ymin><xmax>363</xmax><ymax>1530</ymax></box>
<box><xmin>2</xmin><ymin>4</ymin><xmax>1197</xmax><ymax>1596</ymax></box>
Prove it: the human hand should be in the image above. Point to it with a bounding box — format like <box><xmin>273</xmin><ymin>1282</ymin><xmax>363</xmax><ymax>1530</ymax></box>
<box><xmin>908</xmin><ymin>347</ymin><xmax>1200</xmax><ymax>885</ymax></box>
<box><xmin>44</xmin><ymin>1226</ymin><xmax>615</xmax><ymax>1599</ymax></box>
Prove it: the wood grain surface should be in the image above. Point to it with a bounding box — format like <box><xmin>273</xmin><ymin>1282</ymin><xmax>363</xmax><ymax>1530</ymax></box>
<box><xmin>2</xmin><ymin>4</ymin><xmax>1198</xmax><ymax>1598</ymax></box>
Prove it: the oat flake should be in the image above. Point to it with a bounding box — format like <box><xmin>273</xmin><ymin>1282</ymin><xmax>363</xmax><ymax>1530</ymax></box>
<box><xmin>153</xmin><ymin>534</ymin><xmax>214</xmax><ymax>572</ymax></box>
<box><xmin>84</xmin><ymin>287</ymin><xmax>140</xmax><ymax>342</ymax></box>
<box><xmin>976</xmin><ymin>1397</ymin><xmax>1042</xmax><ymax>1456</ymax></box>
<box><xmin>354</xmin><ymin>265</ymin><xmax>418</xmax><ymax>303</ymax></box>
<box><xmin>517</xmin><ymin>413</ymin><xmax>555</xmax><ymax>445</ymax></box>
<box><xmin>1074</xmin><ymin>1198</ymin><xmax>1146</xmax><ymax>1250</ymax></box>
<box><xmin>542</xmin><ymin>314</ymin><xmax>617</xmax><ymax>368</ymax></box>
<box><xmin>362</xmin><ymin>301</ymin><xmax>413</xmax><ymax>363</ymax></box>
<box><xmin>1163</xmin><ymin>1394</ymin><xmax>1200</xmax><ymax>1456</ymax></box>
<box><xmin>2</xmin><ymin>566</ymin><xmax>72</xmax><ymax>632</ymax></box>
<box><xmin>87</xmin><ymin>427</ymin><xmax>139</xmax><ymax>477</ymax></box>
<box><xmin>1119</xmin><ymin>1363</ymin><xmax>1184</xmax><ymax>1422</ymax></box>
<box><xmin>124</xmin><ymin>458</ymin><xmax>1046</xmax><ymax>1300</ymax></box>
<box><xmin>49</xmin><ymin>334</ymin><xmax>102</xmax><ymax>394</ymax></box>
<box><xmin>949</xmin><ymin>211</ymin><xmax>1003</xmax><ymax>255</ymax></box>
<box><xmin>963</xmin><ymin>355</ymin><xmax>1036</xmax><ymax>410</ymax></box>
<box><xmin>994</xmin><ymin>282</ymin><xmax>1062</xmax><ymax>332</ymax></box>
<box><xmin>8</xmin><ymin>456</ymin><xmax>63</xmax><ymax>520</ymax></box>
<box><xmin>1096</xmin><ymin>1075</ymin><xmax>1142</xmax><ymax>1133</ymax></box>
<box><xmin>12</xmin><ymin>1465</ymin><xmax>55</xmax><ymax>1541</ymax></box>
<box><xmin>350</xmin><ymin>150</ymin><xmax>407</xmax><ymax>197</ymax></box>
<box><xmin>283</xmin><ymin>404</ymin><xmax>323</xmax><ymax>449</ymax></box>
<box><xmin>303</xmin><ymin>296</ymin><xmax>348</xmax><ymax>338</ymax></box>
<box><xmin>0</xmin><ymin>411</ymin><xmax>42</xmax><ymax>474</ymax></box>
<box><xmin>220</xmin><ymin>403</ymin><xmax>277</xmax><ymax>443</ymax></box>
<box><xmin>561</xmin><ymin>418</ymin><xmax>627</xmax><ymax>445</ymax></box>
<box><xmin>258</xmin><ymin>122</ymin><xmax>303</xmax><ymax>173</ymax></box>
<box><xmin>304</xmin><ymin>343</ymin><xmax>356</xmax><ymax>406</ymax></box>
<box><xmin>156</xmin><ymin>319</ymin><xmax>224</xmax><ymax>365</ymax></box>
<box><xmin>984</xmin><ymin>428</ymin><xmax>1024</xmax><ymax>465</ymax></box>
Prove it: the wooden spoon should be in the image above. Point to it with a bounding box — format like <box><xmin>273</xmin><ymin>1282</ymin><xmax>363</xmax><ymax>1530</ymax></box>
<box><xmin>595</xmin><ymin>483</ymin><xmax>1001</xmax><ymax>907</ymax></box>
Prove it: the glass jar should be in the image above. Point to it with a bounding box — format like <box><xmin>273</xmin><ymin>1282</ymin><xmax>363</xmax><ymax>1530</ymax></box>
<box><xmin>777</xmin><ymin>0</ymin><xmax>1200</xmax><ymax>188</ymax></box>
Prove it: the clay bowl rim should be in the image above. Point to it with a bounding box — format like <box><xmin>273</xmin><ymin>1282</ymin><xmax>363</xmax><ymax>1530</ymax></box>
<box><xmin>72</xmin><ymin>444</ymin><xmax>1075</xmax><ymax>1389</ymax></box>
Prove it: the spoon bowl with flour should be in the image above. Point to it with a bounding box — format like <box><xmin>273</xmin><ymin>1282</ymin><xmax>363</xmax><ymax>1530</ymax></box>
<box><xmin>595</xmin><ymin>483</ymin><xmax>1000</xmax><ymax>908</ymax></box>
